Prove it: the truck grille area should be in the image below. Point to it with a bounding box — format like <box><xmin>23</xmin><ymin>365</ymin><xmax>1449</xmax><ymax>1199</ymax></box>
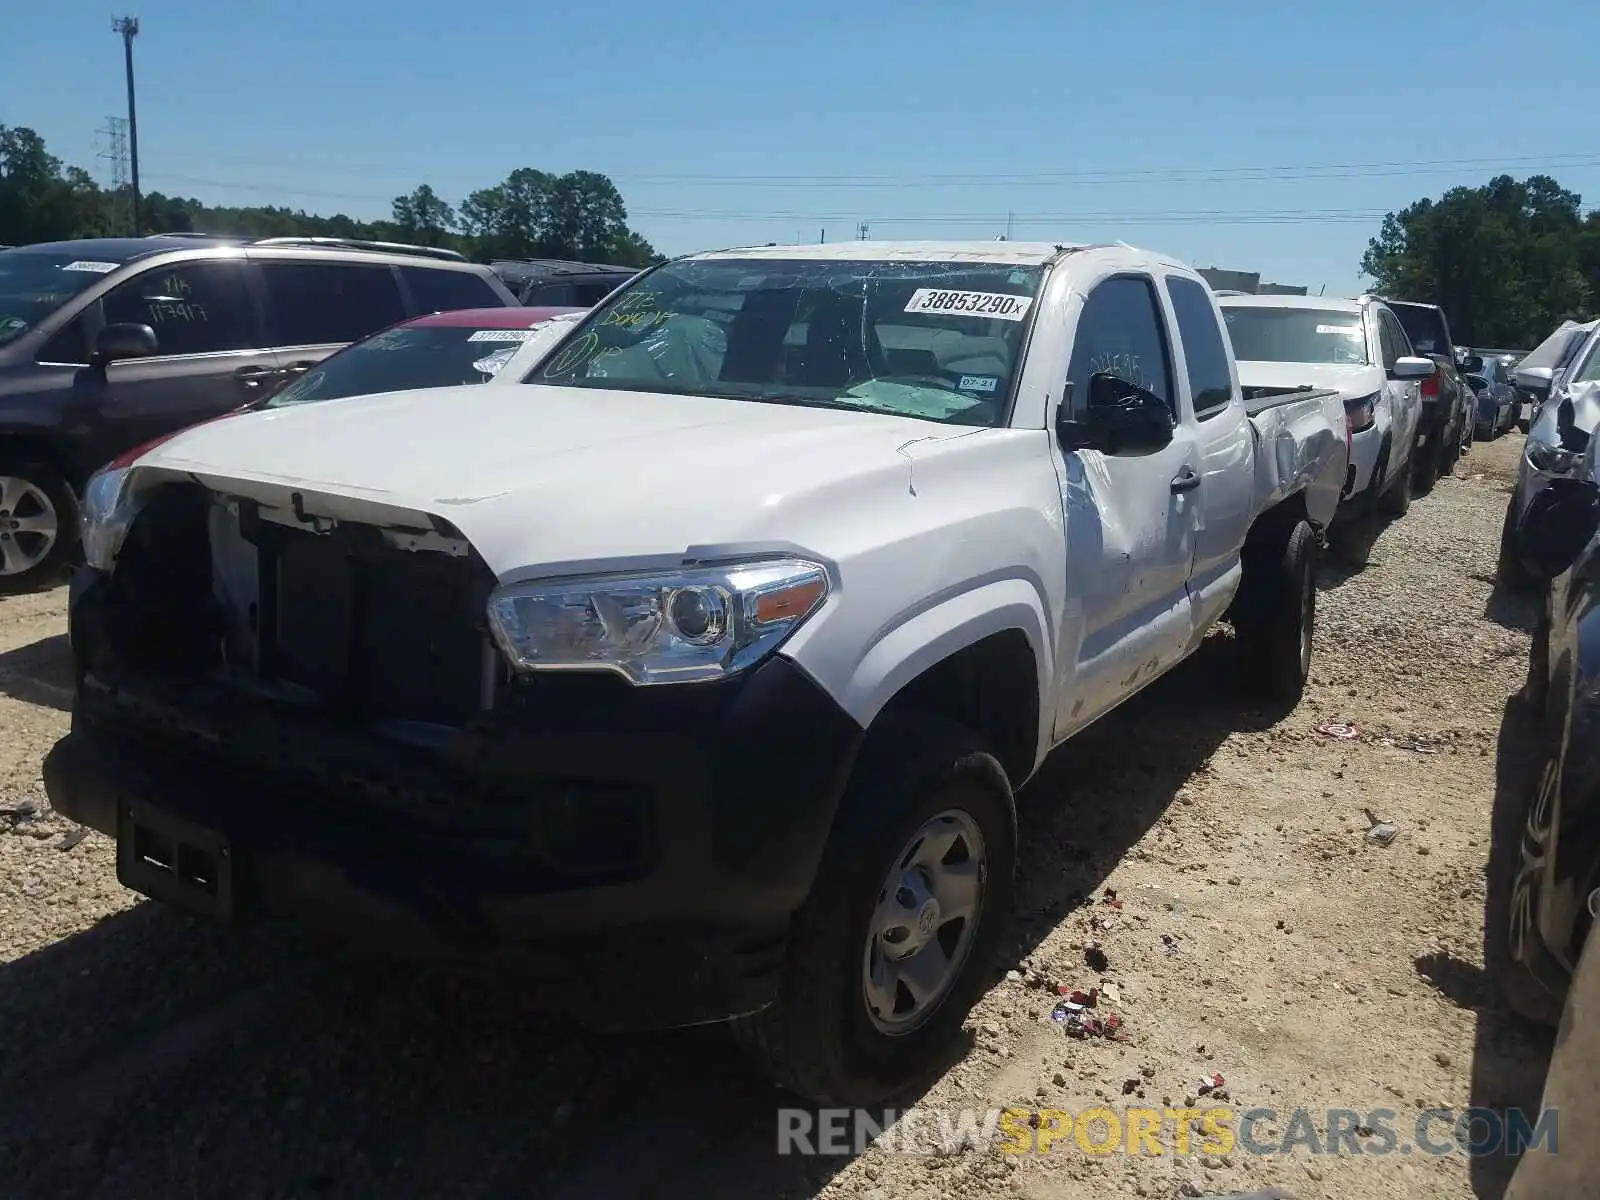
<box><xmin>79</xmin><ymin>484</ymin><xmax>663</xmax><ymax>891</ymax></box>
<box><xmin>258</xmin><ymin>513</ymin><xmax>493</xmax><ymax>727</ymax></box>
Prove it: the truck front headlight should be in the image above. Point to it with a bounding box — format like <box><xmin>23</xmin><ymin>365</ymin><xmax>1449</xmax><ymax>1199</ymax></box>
<box><xmin>79</xmin><ymin>465</ymin><xmax>139</xmax><ymax>571</ymax></box>
<box><xmin>486</xmin><ymin>557</ymin><xmax>829</xmax><ymax>685</ymax></box>
<box><xmin>1527</xmin><ymin>441</ymin><xmax>1580</xmax><ymax>476</ymax></box>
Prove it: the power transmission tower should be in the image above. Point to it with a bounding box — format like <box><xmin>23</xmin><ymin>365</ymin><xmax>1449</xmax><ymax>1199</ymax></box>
<box><xmin>857</xmin><ymin>222</ymin><xmax>869</xmax><ymax>241</ymax></box>
<box><xmin>97</xmin><ymin>116</ymin><xmax>130</xmax><ymax>194</ymax></box>
<box><xmin>112</xmin><ymin>16</ymin><xmax>142</xmax><ymax>234</ymax></box>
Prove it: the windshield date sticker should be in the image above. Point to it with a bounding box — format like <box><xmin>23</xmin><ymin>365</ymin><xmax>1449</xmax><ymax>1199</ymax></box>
<box><xmin>1316</xmin><ymin>324</ymin><xmax>1355</xmax><ymax>335</ymax></box>
<box><xmin>61</xmin><ymin>260</ymin><xmax>119</xmax><ymax>274</ymax></box>
<box><xmin>904</xmin><ymin>289</ymin><xmax>1032</xmax><ymax>321</ymax></box>
<box><xmin>467</xmin><ymin>329</ymin><xmax>538</xmax><ymax>343</ymax></box>
<box><xmin>959</xmin><ymin>374</ymin><xmax>1000</xmax><ymax>393</ymax></box>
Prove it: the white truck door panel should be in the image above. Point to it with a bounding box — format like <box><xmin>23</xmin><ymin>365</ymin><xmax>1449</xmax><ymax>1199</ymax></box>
<box><xmin>1050</xmin><ymin>273</ymin><xmax>1198</xmax><ymax>738</ymax></box>
<box><xmin>1162</xmin><ymin>274</ymin><xmax>1253</xmax><ymax>645</ymax></box>
<box><xmin>1375</xmin><ymin>307</ymin><xmax>1420</xmax><ymax>487</ymax></box>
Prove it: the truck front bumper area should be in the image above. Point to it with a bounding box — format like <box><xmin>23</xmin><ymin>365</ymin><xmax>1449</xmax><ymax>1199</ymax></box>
<box><xmin>46</xmin><ymin>572</ymin><xmax>864</xmax><ymax>1030</ymax></box>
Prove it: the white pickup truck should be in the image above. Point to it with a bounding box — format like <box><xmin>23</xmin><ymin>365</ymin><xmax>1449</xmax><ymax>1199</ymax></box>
<box><xmin>45</xmin><ymin>240</ymin><xmax>1347</xmax><ymax>1105</ymax></box>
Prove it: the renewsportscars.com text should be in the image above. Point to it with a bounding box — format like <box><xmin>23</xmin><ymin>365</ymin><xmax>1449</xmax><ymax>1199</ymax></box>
<box><xmin>777</xmin><ymin>1105</ymin><xmax>1556</xmax><ymax>1159</ymax></box>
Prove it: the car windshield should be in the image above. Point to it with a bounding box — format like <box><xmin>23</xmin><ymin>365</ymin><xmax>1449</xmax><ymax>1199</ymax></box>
<box><xmin>1221</xmin><ymin>307</ymin><xmax>1368</xmax><ymax>365</ymax></box>
<box><xmin>526</xmin><ymin>257</ymin><xmax>1047</xmax><ymax>427</ymax></box>
<box><xmin>0</xmin><ymin>249</ymin><xmax>128</xmax><ymax>348</ymax></box>
<box><xmin>266</xmin><ymin>323</ymin><xmax>542</xmax><ymax>407</ymax></box>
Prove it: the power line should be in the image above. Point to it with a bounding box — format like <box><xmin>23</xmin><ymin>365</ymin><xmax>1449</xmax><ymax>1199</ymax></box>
<box><xmin>134</xmin><ymin>148</ymin><xmax>1600</xmax><ymax>190</ymax></box>
<box><xmin>137</xmin><ymin>171</ymin><xmax>1395</xmax><ymax>224</ymax></box>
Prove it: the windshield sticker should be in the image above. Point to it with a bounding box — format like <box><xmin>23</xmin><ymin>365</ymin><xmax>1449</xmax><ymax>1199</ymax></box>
<box><xmin>60</xmin><ymin>260</ymin><xmax>119</xmax><ymax>274</ymax></box>
<box><xmin>472</xmin><ymin>347</ymin><xmax>518</xmax><ymax>376</ymax></box>
<box><xmin>1</xmin><ymin>316</ymin><xmax>25</xmax><ymax>336</ymax></box>
<box><xmin>466</xmin><ymin>329</ymin><xmax>538</xmax><ymax>343</ymax></box>
<box><xmin>1316</xmin><ymin>324</ymin><xmax>1357</xmax><ymax>335</ymax></box>
<box><xmin>904</xmin><ymin>289</ymin><xmax>1032</xmax><ymax>321</ymax></box>
<box><xmin>959</xmin><ymin>374</ymin><xmax>1000</xmax><ymax>393</ymax></box>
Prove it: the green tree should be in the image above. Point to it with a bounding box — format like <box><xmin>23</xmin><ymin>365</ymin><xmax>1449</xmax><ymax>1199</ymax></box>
<box><xmin>391</xmin><ymin>184</ymin><xmax>456</xmax><ymax>247</ymax></box>
<box><xmin>1361</xmin><ymin>174</ymin><xmax>1595</xmax><ymax>346</ymax></box>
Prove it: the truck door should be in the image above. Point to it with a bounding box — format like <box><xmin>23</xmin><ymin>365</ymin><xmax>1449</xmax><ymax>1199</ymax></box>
<box><xmin>1163</xmin><ymin>273</ymin><xmax>1253</xmax><ymax>651</ymax></box>
<box><xmin>1051</xmin><ymin>273</ymin><xmax>1200</xmax><ymax>738</ymax></box>
<box><xmin>1377</xmin><ymin>307</ymin><xmax>1422</xmax><ymax>482</ymax></box>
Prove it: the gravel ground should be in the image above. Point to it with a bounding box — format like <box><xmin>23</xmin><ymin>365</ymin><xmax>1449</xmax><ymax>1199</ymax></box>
<box><xmin>0</xmin><ymin>433</ymin><xmax>1550</xmax><ymax>1200</ymax></box>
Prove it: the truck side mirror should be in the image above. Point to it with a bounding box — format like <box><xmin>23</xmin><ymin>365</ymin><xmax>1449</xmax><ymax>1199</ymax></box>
<box><xmin>1516</xmin><ymin>365</ymin><xmax>1555</xmax><ymax>396</ymax></box>
<box><xmin>92</xmin><ymin>322</ymin><xmax>159</xmax><ymax>368</ymax></box>
<box><xmin>1518</xmin><ymin>478</ymin><xmax>1600</xmax><ymax>581</ymax></box>
<box><xmin>1056</xmin><ymin>373</ymin><xmax>1175</xmax><ymax>456</ymax></box>
<box><xmin>1390</xmin><ymin>356</ymin><xmax>1435</xmax><ymax>380</ymax></box>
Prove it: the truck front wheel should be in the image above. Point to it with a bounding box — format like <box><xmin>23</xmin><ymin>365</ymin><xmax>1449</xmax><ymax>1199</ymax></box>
<box><xmin>732</xmin><ymin>716</ymin><xmax>1017</xmax><ymax>1105</ymax></box>
<box><xmin>1234</xmin><ymin>517</ymin><xmax>1317</xmax><ymax>706</ymax></box>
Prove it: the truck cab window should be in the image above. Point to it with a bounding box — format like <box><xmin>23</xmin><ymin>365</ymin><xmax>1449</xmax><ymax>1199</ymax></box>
<box><xmin>1066</xmin><ymin>276</ymin><xmax>1174</xmax><ymax>418</ymax></box>
<box><xmin>1165</xmin><ymin>275</ymin><xmax>1233</xmax><ymax>419</ymax></box>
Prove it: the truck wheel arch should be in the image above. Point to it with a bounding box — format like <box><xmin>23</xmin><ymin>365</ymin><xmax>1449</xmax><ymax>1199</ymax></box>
<box><xmin>833</xmin><ymin>582</ymin><xmax>1051</xmax><ymax>789</ymax></box>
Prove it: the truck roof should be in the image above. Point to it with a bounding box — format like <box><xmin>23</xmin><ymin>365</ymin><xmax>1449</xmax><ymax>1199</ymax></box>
<box><xmin>1217</xmin><ymin>294</ymin><xmax>1363</xmax><ymax>314</ymax></box>
<box><xmin>691</xmin><ymin>240</ymin><xmax>1106</xmax><ymax>266</ymax></box>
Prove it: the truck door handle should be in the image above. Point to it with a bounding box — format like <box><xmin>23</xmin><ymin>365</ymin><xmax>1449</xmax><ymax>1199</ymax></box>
<box><xmin>233</xmin><ymin>365</ymin><xmax>276</xmax><ymax>389</ymax></box>
<box><xmin>1170</xmin><ymin>466</ymin><xmax>1201</xmax><ymax>494</ymax></box>
<box><xmin>282</xmin><ymin>360</ymin><xmax>315</xmax><ymax>376</ymax></box>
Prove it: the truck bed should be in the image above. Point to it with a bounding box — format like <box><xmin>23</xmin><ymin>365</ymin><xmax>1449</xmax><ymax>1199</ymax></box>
<box><xmin>1244</xmin><ymin>386</ymin><xmax>1347</xmax><ymax>530</ymax></box>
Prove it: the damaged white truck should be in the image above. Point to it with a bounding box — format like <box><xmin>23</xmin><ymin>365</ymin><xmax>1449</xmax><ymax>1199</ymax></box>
<box><xmin>44</xmin><ymin>241</ymin><xmax>1347</xmax><ymax>1104</ymax></box>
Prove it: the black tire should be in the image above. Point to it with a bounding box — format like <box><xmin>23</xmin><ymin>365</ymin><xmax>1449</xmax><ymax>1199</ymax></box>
<box><xmin>1412</xmin><ymin>429</ymin><xmax>1441</xmax><ymax>495</ymax></box>
<box><xmin>1377</xmin><ymin>449</ymin><xmax>1411</xmax><ymax>519</ymax></box>
<box><xmin>1486</xmin><ymin>729</ymin><xmax>1569</xmax><ymax>1026</ymax></box>
<box><xmin>1233</xmin><ymin>516</ymin><xmax>1317</xmax><ymax>705</ymax></box>
<box><xmin>1498</xmin><ymin>501</ymin><xmax>1536</xmax><ymax>592</ymax></box>
<box><xmin>731</xmin><ymin>715</ymin><xmax>1017</xmax><ymax>1105</ymax></box>
<box><xmin>0</xmin><ymin>453</ymin><xmax>79</xmax><ymax>595</ymax></box>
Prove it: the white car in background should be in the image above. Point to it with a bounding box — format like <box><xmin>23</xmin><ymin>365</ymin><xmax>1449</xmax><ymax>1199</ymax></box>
<box><xmin>1219</xmin><ymin>294</ymin><xmax>1433</xmax><ymax>566</ymax></box>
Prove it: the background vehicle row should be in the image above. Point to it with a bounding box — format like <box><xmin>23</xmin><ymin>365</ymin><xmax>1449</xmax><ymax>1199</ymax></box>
<box><xmin>0</xmin><ymin>235</ymin><xmax>517</xmax><ymax>589</ymax></box>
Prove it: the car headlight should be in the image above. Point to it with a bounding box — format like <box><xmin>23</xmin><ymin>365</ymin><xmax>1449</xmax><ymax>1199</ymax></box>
<box><xmin>1527</xmin><ymin>441</ymin><xmax>1580</xmax><ymax>476</ymax></box>
<box><xmin>486</xmin><ymin>557</ymin><xmax>830</xmax><ymax>685</ymax></box>
<box><xmin>79</xmin><ymin>465</ymin><xmax>139</xmax><ymax>571</ymax></box>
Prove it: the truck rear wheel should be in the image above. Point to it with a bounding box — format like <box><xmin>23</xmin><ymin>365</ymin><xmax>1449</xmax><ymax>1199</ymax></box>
<box><xmin>731</xmin><ymin>715</ymin><xmax>1017</xmax><ymax>1105</ymax></box>
<box><xmin>1234</xmin><ymin>516</ymin><xmax>1317</xmax><ymax>706</ymax></box>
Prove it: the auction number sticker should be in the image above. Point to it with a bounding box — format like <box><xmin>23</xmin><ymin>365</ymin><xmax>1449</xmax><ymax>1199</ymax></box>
<box><xmin>904</xmin><ymin>289</ymin><xmax>1033</xmax><ymax>321</ymax></box>
<box><xmin>467</xmin><ymin>329</ymin><xmax>538</xmax><ymax>343</ymax></box>
<box><xmin>61</xmin><ymin>260</ymin><xmax>120</xmax><ymax>274</ymax></box>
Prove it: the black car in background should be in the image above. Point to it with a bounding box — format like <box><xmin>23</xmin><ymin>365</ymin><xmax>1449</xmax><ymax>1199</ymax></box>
<box><xmin>489</xmin><ymin>258</ymin><xmax>637</xmax><ymax>306</ymax></box>
<box><xmin>1383</xmin><ymin>299</ymin><xmax>1474</xmax><ymax>484</ymax></box>
<box><xmin>0</xmin><ymin>235</ymin><xmax>516</xmax><ymax>591</ymax></box>
<box><xmin>1493</xmin><ymin>466</ymin><xmax>1600</xmax><ymax>1026</ymax></box>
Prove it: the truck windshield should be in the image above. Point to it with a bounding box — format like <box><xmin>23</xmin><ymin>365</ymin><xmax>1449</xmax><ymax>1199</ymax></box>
<box><xmin>527</xmin><ymin>257</ymin><xmax>1046</xmax><ymax>427</ymax></box>
<box><xmin>1222</xmin><ymin>307</ymin><xmax>1368</xmax><ymax>366</ymax></box>
<box><xmin>0</xmin><ymin>249</ymin><xmax>127</xmax><ymax>348</ymax></box>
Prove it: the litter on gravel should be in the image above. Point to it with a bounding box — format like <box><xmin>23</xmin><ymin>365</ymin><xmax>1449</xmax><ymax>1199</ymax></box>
<box><xmin>1314</xmin><ymin>720</ymin><xmax>1361</xmax><ymax>739</ymax></box>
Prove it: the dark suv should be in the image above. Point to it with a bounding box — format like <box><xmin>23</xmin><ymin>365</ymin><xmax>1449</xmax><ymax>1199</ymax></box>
<box><xmin>489</xmin><ymin>258</ymin><xmax>637</xmax><ymax>306</ymax></box>
<box><xmin>0</xmin><ymin>235</ymin><xmax>516</xmax><ymax>590</ymax></box>
<box><xmin>1383</xmin><ymin>299</ymin><xmax>1474</xmax><ymax>488</ymax></box>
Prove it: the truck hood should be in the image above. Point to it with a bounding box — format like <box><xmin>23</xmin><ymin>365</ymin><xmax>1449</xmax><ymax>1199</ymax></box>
<box><xmin>1235</xmin><ymin>360</ymin><xmax>1378</xmax><ymax>398</ymax></box>
<box><xmin>135</xmin><ymin>383</ymin><xmax>968</xmax><ymax>579</ymax></box>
